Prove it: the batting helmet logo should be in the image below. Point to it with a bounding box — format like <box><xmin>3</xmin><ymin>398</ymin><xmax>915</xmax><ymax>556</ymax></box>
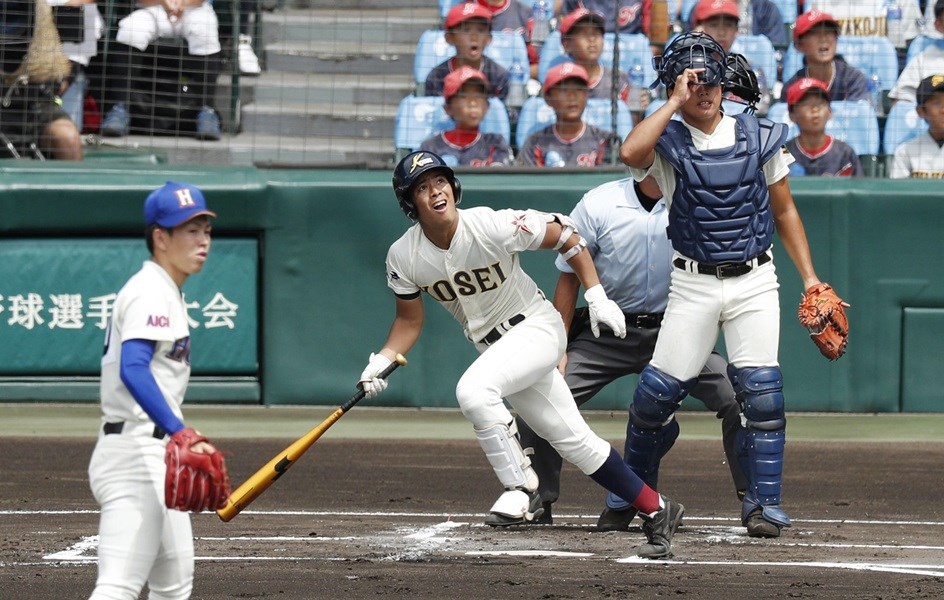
<box><xmin>392</xmin><ymin>151</ymin><xmax>462</xmax><ymax>220</ymax></box>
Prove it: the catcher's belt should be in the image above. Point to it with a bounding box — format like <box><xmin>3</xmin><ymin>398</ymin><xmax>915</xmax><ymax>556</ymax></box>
<box><xmin>103</xmin><ymin>421</ymin><xmax>168</xmax><ymax>440</ymax></box>
<box><xmin>673</xmin><ymin>251</ymin><xmax>772</xmax><ymax>279</ymax></box>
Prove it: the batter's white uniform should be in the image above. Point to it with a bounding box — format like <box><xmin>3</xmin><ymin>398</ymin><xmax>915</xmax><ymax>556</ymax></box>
<box><xmin>89</xmin><ymin>260</ymin><xmax>194</xmax><ymax>600</ymax></box>
<box><xmin>630</xmin><ymin>114</ymin><xmax>794</xmax><ymax>378</ymax></box>
<box><xmin>385</xmin><ymin>206</ymin><xmax>612</xmax><ymax>475</ymax></box>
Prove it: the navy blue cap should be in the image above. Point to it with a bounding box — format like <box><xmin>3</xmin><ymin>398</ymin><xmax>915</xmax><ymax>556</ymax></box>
<box><xmin>144</xmin><ymin>181</ymin><xmax>216</xmax><ymax>228</ymax></box>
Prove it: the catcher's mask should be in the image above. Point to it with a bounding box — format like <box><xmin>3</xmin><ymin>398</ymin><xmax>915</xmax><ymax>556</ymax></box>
<box><xmin>724</xmin><ymin>52</ymin><xmax>761</xmax><ymax>114</ymax></box>
<box><xmin>653</xmin><ymin>32</ymin><xmax>727</xmax><ymax>89</ymax></box>
<box><xmin>392</xmin><ymin>151</ymin><xmax>462</xmax><ymax>220</ymax></box>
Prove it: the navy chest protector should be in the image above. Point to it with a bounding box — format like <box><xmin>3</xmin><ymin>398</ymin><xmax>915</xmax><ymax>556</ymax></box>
<box><xmin>656</xmin><ymin>114</ymin><xmax>789</xmax><ymax>264</ymax></box>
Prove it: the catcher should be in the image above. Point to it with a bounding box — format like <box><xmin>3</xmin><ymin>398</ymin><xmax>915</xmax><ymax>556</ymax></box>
<box><xmin>618</xmin><ymin>32</ymin><xmax>848</xmax><ymax>539</ymax></box>
<box><xmin>88</xmin><ymin>181</ymin><xmax>231</xmax><ymax>600</ymax></box>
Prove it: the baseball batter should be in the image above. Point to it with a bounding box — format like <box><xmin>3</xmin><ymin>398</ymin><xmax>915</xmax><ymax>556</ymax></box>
<box><xmin>88</xmin><ymin>181</ymin><xmax>226</xmax><ymax>599</ymax></box>
<box><xmin>516</xmin><ymin>176</ymin><xmax>747</xmax><ymax>530</ymax></box>
<box><xmin>358</xmin><ymin>151</ymin><xmax>685</xmax><ymax>558</ymax></box>
<box><xmin>619</xmin><ymin>33</ymin><xmax>830</xmax><ymax>538</ymax></box>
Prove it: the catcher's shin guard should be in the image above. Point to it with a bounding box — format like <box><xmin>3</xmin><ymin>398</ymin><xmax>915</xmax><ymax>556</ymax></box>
<box><xmin>606</xmin><ymin>367</ymin><xmax>693</xmax><ymax>510</ymax></box>
<box><xmin>729</xmin><ymin>365</ymin><xmax>791</xmax><ymax>528</ymax></box>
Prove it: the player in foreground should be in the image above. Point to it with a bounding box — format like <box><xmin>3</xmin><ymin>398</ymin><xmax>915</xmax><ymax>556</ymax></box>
<box><xmin>88</xmin><ymin>182</ymin><xmax>231</xmax><ymax>599</ymax></box>
<box><xmin>618</xmin><ymin>33</ymin><xmax>848</xmax><ymax>538</ymax></box>
<box><xmin>358</xmin><ymin>151</ymin><xmax>685</xmax><ymax>558</ymax></box>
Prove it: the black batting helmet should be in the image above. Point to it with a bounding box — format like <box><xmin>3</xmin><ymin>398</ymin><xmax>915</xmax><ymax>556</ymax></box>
<box><xmin>724</xmin><ymin>52</ymin><xmax>761</xmax><ymax>114</ymax></box>
<box><xmin>653</xmin><ymin>32</ymin><xmax>727</xmax><ymax>89</ymax></box>
<box><xmin>392</xmin><ymin>151</ymin><xmax>462</xmax><ymax>219</ymax></box>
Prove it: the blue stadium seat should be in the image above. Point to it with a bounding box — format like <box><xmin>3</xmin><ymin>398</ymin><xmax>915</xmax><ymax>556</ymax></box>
<box><xmin>394</xmin><ymin>95</ymin><xmax>512</xmax><ymax>153</ymax></box>
<box><xmin>882</xmin><ymin>101</ymin><xmax>928</xmax><ymax>156</ymax></box>
<box><xmin>681</xmin><ymin>0</ymin><xmax>797</xmax><ymax>25</ymax></box>
<box><xmin>414</xmin><ymin>29</ymin><xmax>530</xmax><ymax>92</ymax></box>
<box><xmin>515</xmin><ymin>97</ymin><xmax>632</xmax><ymax>147</ymax></box>
<box><xmin>765</xmin><ymin>99</ymin><xmax>880</xmax><ymax>156</ymax></box>
<box><xmin>906</xmin><ymin>35</ymin><xmax>944</xmax><ymax>63</ymax></box>
<box><xmin>729</xmin><ymin>35</ymin><xmax>778</xmax><ymax>92</ymax></box>
<box><xmin>782</xmin><ymin>35</ymin><xmax>900</xmax><ymax>91</ymax></box>
<box><xmin>537</xmin><ymin>31</ymin><xmax>656</xmax><ymax>85</ymax></box>
<box><xmin>439</xmin><ymin>0</ymin><xmax>536</xmax><ymax>19</ymax></box>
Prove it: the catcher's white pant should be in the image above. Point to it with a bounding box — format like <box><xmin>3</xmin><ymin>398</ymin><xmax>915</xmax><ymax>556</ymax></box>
<box><xmin>116</xmin><ymin>3</ymin><xmax>221</xmax><ymax>55</ymax></box>
<box><xmin>88</xmin><ymin>430</ymin><xmax>193</xmax><ymax>600</ymax></box>
<box><xmin>652</xmin><ymin>252</ymin><xmax>781</xmax><ymax>380</ymax></box>
<box><xmin>456</xmin><ymin>300</ymin><xmax>612</xmax><ymax>475</ymax></box>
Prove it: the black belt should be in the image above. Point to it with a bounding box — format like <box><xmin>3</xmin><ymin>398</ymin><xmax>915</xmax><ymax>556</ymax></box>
<box><xmin>625</xmin><ymin>312</ymin><xmax>664</xmax><ymax>328</ymax></box>
<box><xmin>481</xmin><ymin>313</ymin><xmax>525</xmax><ymax>345</ymax></box>
<box><xmin>673</xmin><ymin>251</ymin><xmax>771</xmax><ymax>279</ymax></box>
<box><xmin>103</xmin><ymin>421</ymin><xmax>167</xmax><ymax>440</ymax></box>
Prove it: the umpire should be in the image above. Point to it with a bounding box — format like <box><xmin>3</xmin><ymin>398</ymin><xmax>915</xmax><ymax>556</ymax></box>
<box><xmin>515</xmin><ymin>176</ymin><xmax>748</xmax><ymax>530</ymax></box>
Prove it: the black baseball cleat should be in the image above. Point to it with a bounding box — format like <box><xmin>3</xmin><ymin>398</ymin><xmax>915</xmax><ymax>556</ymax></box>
<box><xmin>636</xmin><ymin>497</ymin><xmax>684</xmax><ymax>559</ymax></box>
<box><xmin>745</xmin><ymin>508</ymin><xmax>782</xmax><ymax>538</ymax></box>
<box><xmin>484</xmin><ymin>491</ymin><xmax>545</xmax><ymax>527</ymax></box>
<box><xmin>596</xmin><ymin>506</ymin><xmax>638</xmax><ymax>531</ymax></box>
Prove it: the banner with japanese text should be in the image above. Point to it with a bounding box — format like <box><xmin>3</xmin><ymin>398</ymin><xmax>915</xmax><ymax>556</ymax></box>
<box><xmin>0</xmin><ymin>238</ymin><xmax>258</xmax><ymax>374</ymax></box>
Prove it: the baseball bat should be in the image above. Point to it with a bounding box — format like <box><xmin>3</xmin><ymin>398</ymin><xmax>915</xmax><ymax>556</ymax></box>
<box><xmin>216</xmin><ymin>353</ymin><xmax>407</xmax><ymax>522</ymax></box>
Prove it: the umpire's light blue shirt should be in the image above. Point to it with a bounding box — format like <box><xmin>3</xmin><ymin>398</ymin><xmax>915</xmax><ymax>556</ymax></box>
<box><xmin>555</xmin><ymin>177</ymin><xmax>672</xmax><ymax>314</ymax></box>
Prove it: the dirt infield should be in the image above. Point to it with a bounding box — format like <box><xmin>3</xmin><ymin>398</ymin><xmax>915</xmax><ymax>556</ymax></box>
<box><xmin>3</xmin><ymin>435</ymin><xmax>944</xmax><ymax>599</ymax></box>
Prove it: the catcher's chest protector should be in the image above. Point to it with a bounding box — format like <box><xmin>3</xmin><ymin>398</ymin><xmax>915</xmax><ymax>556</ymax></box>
<box><xmin>657</xmin><ymin>114</ymin><xmax>788</xmax><ymax>264</ymax></box>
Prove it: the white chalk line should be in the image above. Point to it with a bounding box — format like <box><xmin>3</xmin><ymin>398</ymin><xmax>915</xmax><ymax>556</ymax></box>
<box><xmin>6</xmin><ymin>508</ymin><xmax>944</xmax><ymax>528</ymax></box>
<box><xmin>18</xmin><ymin>511</ymin><xmax>944</xmax><ymax>578</ymax></box>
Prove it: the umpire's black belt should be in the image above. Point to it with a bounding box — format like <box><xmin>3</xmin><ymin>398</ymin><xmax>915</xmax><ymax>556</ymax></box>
<box><xmin>625</xmin><ymin>312</ymin><xmax>664</xmax><ymax>328</ymax></box>
<box><xmin>673</xmin><ymin>251</ymin><xmax>771</xmax><ymax>279</ymax></box>
<box><xmin>104</xmin><ymin>421</ymin><xmax>167</xmax><ymax>440</ymax></box>
<box><xmin>481</xmin><ymin>313</ymin><xmax>525</xmax><ymax>345</ymax></box>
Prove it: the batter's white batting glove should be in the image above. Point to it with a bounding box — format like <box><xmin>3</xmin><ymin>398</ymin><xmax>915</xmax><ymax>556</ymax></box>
<box><xmin>359</xmin><ymin>352</ymin><xmax>393</xmax><ymax>399</ymax></box>
<box><xmin>585</xmin><ymin>285</ymin><xmax>627</xmax><ymax>339</ymax></box>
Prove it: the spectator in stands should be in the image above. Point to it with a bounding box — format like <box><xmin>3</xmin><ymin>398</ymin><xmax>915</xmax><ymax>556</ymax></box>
<box><xmin>691</xmin><ymin>0</ymin><xmax>773</xmax><ymax>112</ymax></box>
<box><xmin>419</xmin><ymin>66</ymin><xmax>513</xmax><ymax>166</ymax></box>
<box><xmin>558</xmin><ymin>8</ymin><xmax>631</xmax><ymax>102</ymax></box>
<box><xmin>782</xmin><ymin>10</ymin><xmax>869</xmax><ymax>103</ymax></box>
<box><xmin>889</xmin><ymin>73</ymin><xmax>944</xmax><ymax>178</ymax></box>
<box><xmin>517</xmin><ymin>62</ymin><xmax>610</xmax><ymax>166</ymax></box>
<box><xmin>426</xmin><ymin>3</ymin><xmax>509</xmax><ymax>101</ymax></box>
<box><xmin>471</xmin><ymin>0</ymin><xmax>539</xmax><ymax>80</ymax></box>
<box><xmin>889</xmin><ymin>0</ymin><xmax>944</xmax><ymax>104</ymax></box>
<box><xmin>688</xmin><ymin>0</ymin><xmax>786</xmax><ymax>48</ymax></box>
<box><xmin>784</xmin><ymin>78</ymin><xmax>862</xmax><ymax>177</ymax></box>
<box><xmin>561</xmin><ymin>0</ymin><xmax>644</xmax><ymax>34</ymax></box>
<box><xmin>53</xmin><ymin>0</ymin><xmax>104</xmax><ymax>133</ymax></box>
<box><xmin>0</xmin><ymin>0</ymin><xmax>83</xmax><ymax>159</ymax></box>
<box><xmin>99</xmin><ymin>0</ymin><xmax>224</xmax><ymax>140</ymax></box>
<box><xmin>805</xmin><ymin>0</ymin><xmax>923</xmax><ymax>52</ymax></box>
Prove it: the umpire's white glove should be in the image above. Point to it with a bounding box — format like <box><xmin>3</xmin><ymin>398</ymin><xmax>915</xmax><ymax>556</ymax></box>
<box><xmin>359</xmin><ymin>352</ymin><xmax>393</xmax><ymax>399</ymax></box>
<box><xmin>585</xmin><ymin>285</ymin><xmax>627</xmax><ymax>339</ymax></box>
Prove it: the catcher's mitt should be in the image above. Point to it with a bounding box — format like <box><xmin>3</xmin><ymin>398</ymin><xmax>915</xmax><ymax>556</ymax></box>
<box><xmin>798</xmin><ymin>283</ymin><xmax>849</xmax><ymax>361</ymax></box>
<box><xmin>165</xmin><ymin>427</ymin><xmax>232</xmax><ymax>512</ymax></box>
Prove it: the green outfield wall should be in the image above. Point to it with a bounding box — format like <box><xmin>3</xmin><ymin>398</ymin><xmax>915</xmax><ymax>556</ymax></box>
<box><xmin>1</xmin><ymin>162</ymin><xmax>942</xmax><ymax>413</ymax></box>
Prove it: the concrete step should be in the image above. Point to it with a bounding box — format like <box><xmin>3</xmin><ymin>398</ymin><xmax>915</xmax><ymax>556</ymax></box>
<box><xmin>263</xmin><ymin>40</ymin><xmax>417</xmax><ymax>75</ymax></box>
<box><xmin>240</xmin><ymin>101</ymin><xmax>396</xmax><ymax>138</ymax></box>
<box><xmin>246</xmin><ymin>72</ymin><xmax>413</xmax><ymax>106</ymax></box>
<box><xmin>286</xmin><ymin>0</ymin><xmax>434</xmax><ymax>9</ymax></box>
<box><xmin>229</xmin><ymin>134</ymin><xmax>395</xmax><ymax>166</ymax></box>
<box><xmin>262</xmin><ymin>8</ymin><xmax>438</xmax><ymax>46</ymax></box>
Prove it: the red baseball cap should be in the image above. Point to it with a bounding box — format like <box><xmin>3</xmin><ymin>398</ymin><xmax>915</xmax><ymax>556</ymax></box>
<box><xmin>786</xmin><ymin>77</ymin><xmax>831</xmax><ymax>107</ymax></box>
<box><xmin>793</xmin><ymin>10</ymin><xmax>840</xmax><ymax>43</ymax></box>
<box><xmin>543</xmin><ymin>62</ymin><xmax>590</xmax><ymax>95</ymax></box>
<box><xmin>558</xmin><ymin>8</ymin><xmax>606</xmax><ymax>36</ymax></box>
<box><xmin>444</xmin><ymin>2</ymin><xmax>492</xmax><ymax>29</ymax></box>
<box><xmin>692</xmin><ymin>0</ymin><xmax>740</xmax><ymax>24</ymax></box>
<box><xmin>443</xmin><ymin>65</ymin><xmax>489</xmax><ymax>101</ymax></box>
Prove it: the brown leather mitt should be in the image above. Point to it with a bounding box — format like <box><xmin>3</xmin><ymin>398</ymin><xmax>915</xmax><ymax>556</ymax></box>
<box><xmin>797</xmin><ymin>283</ymin><xmax>849</xmax><ymax>361</ymax></box>
<box><xmin>165</xmin><ymin>427</ymin><xmax>232</xmax><ymax>512</ymax></box>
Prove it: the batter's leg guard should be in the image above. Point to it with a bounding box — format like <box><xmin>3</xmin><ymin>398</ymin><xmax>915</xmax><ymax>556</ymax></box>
<box><xmin>475</xmin><ymin>420</ymin><xmax>544</xmax><ymax>526</ymax></box>
<box><xmin>729</xmin><ymin>365</ymin><xmax>791</xmax><ymax>532</ymax></box>
<box><xmin>606</xmin><ymin>366</ymin><xmax>694</xmax><ymax>510</ymax></box>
